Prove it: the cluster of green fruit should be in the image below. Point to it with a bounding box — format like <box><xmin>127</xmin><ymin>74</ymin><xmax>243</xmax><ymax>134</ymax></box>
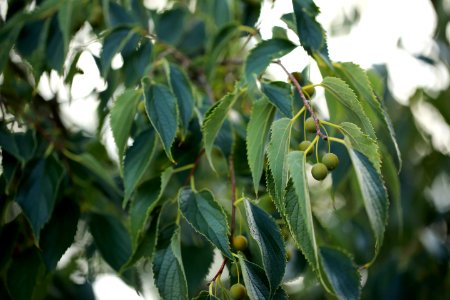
<box><xmin>298</xmin><ymin>117</ymin><xmax>340</xmax><ymax>181</ymax></box>
<box><xmin>226</xmin><ymin>235</ymin><xmax>249</xmax><ymax>299</ymax></box>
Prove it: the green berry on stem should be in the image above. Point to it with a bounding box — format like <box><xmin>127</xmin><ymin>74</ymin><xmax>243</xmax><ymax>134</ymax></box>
<box><xmin>322</xmin><ymin>153</ymin><xmax>339</xmax><ymax>170</ymax></box>
<box><xmin>311</xmin><ymin>163</ymin><xmax>328</xmax><ymax>181</ymax></box>
<box><xmin>298</xmin><ymin>141</ymin><xmax>313</xmax><ymax>156</ymax></box>
<box><xmin>232</xmin><ymin>235</ymin><xmax>248</xmax><ymax>251</ymax></box>
<box><xmin>230</xmin><ymin>283</ymin><xmax>247</xmax><ymax>300</ymax></box>
<box><xmin>302</xmin><ymin>85</ymin><xmax>315</xmax><ymax>99</ymax></box>
<box><xmin>305</xmin><ymin>117</ymin><xmax>317</xmax><ymax>133</ymax></box>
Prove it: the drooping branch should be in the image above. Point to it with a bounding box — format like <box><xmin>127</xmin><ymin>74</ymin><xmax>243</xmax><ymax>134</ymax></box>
<box><xmin>274</xmin><ymin>60</ymin><xmax>327</xmax><ymax>140</ymax></box>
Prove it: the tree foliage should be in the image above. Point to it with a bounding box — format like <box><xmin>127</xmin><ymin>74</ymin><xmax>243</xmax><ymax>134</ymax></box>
<box><xmin>1</xmin><ymin>0</ymin><xmax>450</xmax><ymax>299</ymax></box>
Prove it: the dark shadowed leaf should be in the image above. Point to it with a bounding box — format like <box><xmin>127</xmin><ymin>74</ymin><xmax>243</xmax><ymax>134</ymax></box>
<box><xmin>320</xmin><ymin>247</ymin><xmax>361</xmax><ymax>300</ymax></box>
<box><xmin>261</xmin><ymin>81</ymin><xmax>293</xmax><ymax>118</ymax></box>
<box><xmin>247</xmin><ymin>98</ymin><xmax>275</xmax><ymax>193</ymax></box>
<box><xmin>245</xmin><ymin>39</ymin><xmax>297</xmax><ymax>87</ymax></box>
<box><xmin>179</xmin><ymin>187</ymin><xmax>232</xmax><ymax>259</ymax></box>
<box><xmin>238</xmin><ymin>254</ymin><xmax>270</xmax><ymax>300</ymax></box>
<box><xmin>123</xmin><ymin>129</ymin><xmax>157</xmax><ymax>206</ymax></box>
<box><xmin>89</xmin><ymin>213</ymin><xmax>132</xmax><ymax>271</ymax></box>
<box><xmin>16</xmin><ymin>155</ymin><xmax>65</xmax><ymax>241</ymax></box>
<box><xmin>244</xmin><ymin>199</ymin><xmax>285</xmax><ymax>296</ymax></box>
<box><xmin>143</xmin><ymin>83</ymin><xmax>178</xmax><ymax>162</ymax></box>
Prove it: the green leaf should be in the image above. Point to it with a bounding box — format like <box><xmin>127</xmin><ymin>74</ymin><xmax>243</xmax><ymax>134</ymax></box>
<box><xmin>340</xmin><ymin>122</ymin><xmax>381</xmax><ymax>173</ymax></box>
<box><xmin>286</xmin><ymin>151</ymin><xmax>318</xmax><ymax>269</ymax></box>
<box><xmin>154</xmin><ymin>7</ymin><xmax>187</xmax><ymax>45</ymax></box>
<box><xmin>267</xmin><ymin>118</ymin><xmax>293</xmax><ymax>208</ymax></box>
<box><xmin>58</xmin><ymin>0</ymin><xmax>72</xmax><ymax>56</ymax></box>
<box><xmin>206</xmin><ymin>23</ymin><xmax>239</xmax><ymax>78</ymax></box>
<box><xmin>247</xmin><ymin>98</ymin><xmax>275</xmax><ymax>194</ymax></box>
<box><xmin>0</xmin><ymin>127</ymin><xmax>36</xmax><ymax>163</ymax></box>
<box><xmin>110</xmin><ymin>89</ymin><xmax>142</xmax><ymax>165</ymax></box>
<box><xmin>89</xmin><ymin>213</ymin><xmax>132</xmax><ymax>271</ymax></box>
<box><xmin>321</xmin><ymin>77</ymin><xmax>376</xmax><ymax>139</ymax></box>
<box><xmin>244</xmin><ymin>200</ymin><xmax>285</xmax><ymax>296</ymax></box>
<box><xmin>202</xmin><ymin>89</ymin><xmax>240</xmax><ymax>171</ymax></box>
<box><xmin>347</xmin><ymin>149</ymin><xmax>389</xmax><ymax>261</ymax></box>
<box><xmin>144</xmin><ymin>83</ymin><xmax>178</xmax><ymax>162</ymax></box>
<box><xmin>100</xmin><ymin>28</ymin><xmax>135</xmax><ymax>78</ymax></box>
<box><xmin>123</xmin><ymin>129</ymin><xmax>157</xmax><ymax>206</ymax></box>
<box><xmin>238</xmin><ymin>254</ymin><xmax>270</xmax><ymax>300</ymax></box>
<box><xmin>46</xmin><ymin>14</ymin><xmax>65</xmax><ymax>72</ymax></box>
<box><xmin>320</xmin><ymin>247</ymin><xmax>361</xmax><ymax>300</ymax></box>
<box><xmin>178</xmin><ymin>187</ymin><xmax>232</xmax><ymax>259</ymax></box>
<box><xmin>153</xmin><ymin>228</ymin><xmax>189</xmax><ymax>300</ymax></box>
<box><xmin>122</xmin><ymin>38</ymin><xmax>153</xmax><ymax>87</ymax></box>
<box><xmin>63</xmin><ymin>151</ymin><xmax>121</xmax><ymax>195</ymax></box>
<box><xmin>291</xmin><ymin>0</ymin><xmax>329</xmax><ymax>59</ymax></box>
<box><xmin>167</xmin><ymin>63</ymin><xmax>194</xmax><ymax>137</ymax></box>
<box><xmin>334</xmin><ymin>62</ymin><xmax>402</xmax><ymax>171</ymax></box>
<box><xmin>16</xmin><ymin>155</ymin><xmax>64</xmax><ymax>242</ymax></box>
<box><xmin>0</xmin><ymin>25</ymin><xmax>21</xmax><ymax>73</ymax></box>
<box><xmin>40</xmin><ymin>200</ymin><xmax>80</xmax><ymax>271</ymax></box>
<box><xmin>245</xmin><ymin>38</ymin><xmax>297</xmax><ymax>87</ymax></box>
<box><xmin>130</xmin><ymin>167</ymin><xmax>173</xmax><ymax>249</ymax></box>
<box><xmin>7</xmin><ymin>248</ymin><xmax>43</xmax><ymax>300</ymax></box>
<box><xmin>261</xmin><ymin>81</ymin><xmax>293</xmax><ymax>118</ymax></box>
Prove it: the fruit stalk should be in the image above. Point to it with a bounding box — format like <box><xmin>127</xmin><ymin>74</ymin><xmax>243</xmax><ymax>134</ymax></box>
<box><xmin>274</xmin><ymin>60</ymin><xmax>327</xmax><ymax>140</ymax></box>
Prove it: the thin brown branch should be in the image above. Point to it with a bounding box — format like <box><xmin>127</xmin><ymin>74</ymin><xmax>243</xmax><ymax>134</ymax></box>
<box><xmin>210</xmin><ymin>257</ymin><xmax>228</xmax><ymax>283</ymax></box>
<box><xmin>274</xmin><ymin>60</ymin><xmax>327</xmax><ymax>140</ymax></box>
<box><xmin>183</xmin><ymin>148</ymin><xmax>205</xmax><ymax>186</ymax></box>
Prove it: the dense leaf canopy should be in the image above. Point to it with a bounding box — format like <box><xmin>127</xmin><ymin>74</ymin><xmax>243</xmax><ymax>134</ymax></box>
<box><xmin>1</xmin><ymin>0</ymin><xmax>450</xmax><ymax>299</ymax></box>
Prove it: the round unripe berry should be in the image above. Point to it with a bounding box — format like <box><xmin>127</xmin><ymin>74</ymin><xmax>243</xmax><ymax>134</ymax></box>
<box><xmin>298</xmin><ymin>141</ymin><xmax>313</xmax><ymax>156</ymax></box>
<box><xmin>138</xmin><ymin>101</ymin><xmax>146</xmax><ymax>114</ymax></box>
<box><xmin>311</xmin><ymin>163</ymin><xmax>328</xmax><ymax>181</ymax></box>
<box><xmin>232</xmin><ymin>235</ymin><xmax>248</xmax><ymax>251</ymax></box>
<box><xmin>322</xmin><ymin>153</ymin><xmax>339</xmax><ymax>170</ymax></box>
<box><xmin>230</xmin><ymin>283</ymin><xmax>247</xmax><ymax>300</ymax></box>
<box><xmin>302</xmin><ymin>85</ymin><xmax>315</xmax><ymax>99</ymax></box>
<box><xmin>305</xmin><ymin>117</ymin><xmax>317</xmax><ymax>133</ymax></box>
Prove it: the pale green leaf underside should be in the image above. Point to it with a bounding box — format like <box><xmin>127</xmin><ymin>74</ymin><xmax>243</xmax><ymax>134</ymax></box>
<box><xmin>178</xmin><ymin>187</ymin><xmax>233</xmax><ymax>259</ymax></box>
<box><xmin>247</xmin><ymin>98</ymin><xmax>275</xmax><ymax>194</ymax></box>
<box><xmin>268</xmin><ymin>118</ymin><xmax>292</xmax><ymax>208</ymax></box>
<box><xmin>202</xmin><ymin>89</ymin><xmax>239</xmax><ymax>171</ymax></box>
<box><xmin>244</xmin><ymin>199</ymin><xmax>285</xmax><ymax>296</ymax></box>
<box><xmin>286</xmin><ymin>151</ymin><xmax>318</xmax><ymax>268</ymax></box>
<box><xmin>321</xmin><ymin>77</ymin><xmax>376</xmax><ymax>140</ymax></box>
<box><xmin>341</xmin><ymin>122</ymin><xmax>381</xmax><ymax>173</ymax></box>
<box><xmin>334</xmin><ymin>62</ymin><xmax>401</xmax><ymax>171</ymax></box>
<box><xmin>110</xmin><ymin>89</ymin><xmax>141</xmax><ymax>166</ymax></box>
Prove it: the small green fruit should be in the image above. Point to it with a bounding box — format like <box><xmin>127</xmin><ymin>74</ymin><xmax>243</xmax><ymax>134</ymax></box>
<box><xmin>298</xmin><ymin>141</ymin><xmax>313</xmax><ymax>156</ymax></box>
<box><xmin>311</xmin><ymin>163</ymin><xmax>328</xmax><ymax>181</ymax></box>
<box><xmin>230</xmin><ymin>264</ymin><xmax>240</xmax><ymax>277</ymax></box>
<box><xmin>232</xmin><ymin>235</ymin><xmax>248</xmax><ymax>251</ymax></box>
<box><xmin>322</xmin><ymin>153</ymin><xmax>339</xmax><ymax>170</ymax></box>
<box><xmin>302</xmin><ymin>85</ymin><xmax>315</xmax><ymax>99</ymax></box>
<box><xmin>305</xmin><ymin>117</ymin><xmax>317</xmax><ymax>133</ymax></box>
<box><xmin>138</xmin><ymin>101</ymin><xmax>146</xmax><ymax>113</ymax></box>
<box><xmin>230</xmin><ymin>283</ymin><xmax>247</xmax><ymax>300</ymax></box>
<box><xmin>290</xmin><ymin>72</ymin><xmax>302</xmax><ymax>83</ymax></box>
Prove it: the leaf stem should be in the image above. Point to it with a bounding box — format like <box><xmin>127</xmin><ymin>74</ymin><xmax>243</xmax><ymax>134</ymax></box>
<box><xmin>290</xmin><ymin>106</ymin><xmax>306</xmax><ymax>123</ymax></box>
<box><xmin>320</xmin><ymin>119</ymin><xmax>342</xmax><ymax>130</ymax></box>
<box><xmin>183</xmin><ymin>148</ymin><xmax>205</xmax><ymax>186</ymax></box>
<box><xmin>274</xmin><ymin>60</ymin><xmax>327</xmax><ymax>141</ymax></box>
<box><xmin>327</xmin><ymin>136</ymin><xmax>346</xmax><ymax>145</ymax></box>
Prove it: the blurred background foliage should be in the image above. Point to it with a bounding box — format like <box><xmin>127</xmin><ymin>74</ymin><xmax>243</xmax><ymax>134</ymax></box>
<box><xmin>0</xmin><ymin>0</ymin><xmax>449</xmax><ymax>299</ymax></box>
